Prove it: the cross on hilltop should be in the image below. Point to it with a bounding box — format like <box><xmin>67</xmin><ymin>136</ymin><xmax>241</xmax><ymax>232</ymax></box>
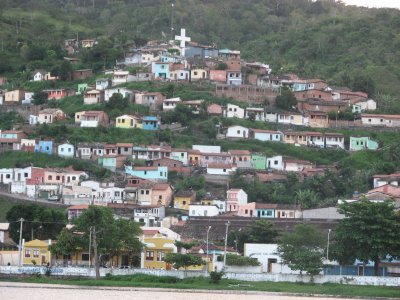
<box><xmin>175</xmin><ymin>28</ymin><xmax>191</xmax><ymax>57</ymax></box>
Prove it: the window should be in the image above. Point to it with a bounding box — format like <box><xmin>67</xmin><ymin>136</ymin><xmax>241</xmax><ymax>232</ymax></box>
<box><xmin>141</xmin><ymin>190</ymin><xmax>144</xmax><ymax>195</ymax></box>
<box><xmin>380</xmin><ymin>119</ymin><xmax>384</xmax><ymax>122</ymax></box>
<box><xmin>266</xmin><ymin>211</ymin><xmax>273</xmax><ymax>216</ymax></box>
<box><xmin>72</xmin><ymin>176</ymin><xmax>76</xmax><ymax>180</ymax></box>
<box><xmin>157</xmin><ymin>251</ymin><xmax>165</xmax><ymax>261</ymax></box>
<box><xmin>24</xmin><ymin>173</ymin><xmax>28</xmax><ymax>178</ymax></box>
<box><xmin>183</xmin><ymin>201</ymin><xmax>186</xmax><ymax>205</ymax></box>
<box><xmin>159</xmin><ymin>195</ymin><xmax>162</xmax><ymax>200</ymax></box>
<box><xmin>245</xmin><ymin>209</ymin><xmax>248</xmax><ymax>214</ymax></box>
<box><xmin>160</xmin><ymin>172</ymin><xmax>163</xmax><ymax>176</ymax></box>
<box><xmin>25</xmin><ymin>250</ymin><xmax>31</xmax><ymax>257</ymax></box>
<box><xmin>223</xmin><ymin>169</ymin><xmax>226</xmax><ymax>172</ymax></box>
<box><xmin>146</xmin><ymin>190</ymin><xmax>150</xmax><ymax>195</ymax></box>
<box><xmin>56</xmin><ymin>176</ymin><xmax>60</xmax><ymax>180</ymax></box>
<box><xmin>6</xmin><ymin>174</ymin><xmax>10</xmax><ymax>179</ymax></box>
<box><xmin>33</xmin><ymin>250</ymin><xmax>39</xmax><ymax>258</ymax></box>
<box><xmin>115</xmin><ymin>191</ymin><xmax>120</xmax><ymax>197</ymax></box>
<box><xmin>82</xmin><ymin>253</ymin><xmax>90</xmax><ymax>261</ymax></box>
<box><xmin>146</xmin><ymin>250</ymin><xmax>154</xmax><ymax>260</ymax></box>
<box><xmin>144</xmin><ymin>171</ymin><xmax>147</xmax><ymax>175</ymax></box>
<box><xmin>48</xmin><ymin>175</ymin><xmax>52</xmax><ymax>180</ymax></box>
<box><xmin>237</xmin><ymin>130</ymin><xmax>240</xmax><ymax>134</ymax></box>
<box><xmin>194</xmin><ymin>71</ymin><xmax>198</xmax><ymax>76</ymax></box>
<box><xmin>274</xmin><ymin>160</ymin><xmax>278</xmax><ymax>165</ymax></box>
<box><xmin>368</xmin><ymin>119</ymin><xmax>371</xmax><ymax>122</ymax></box>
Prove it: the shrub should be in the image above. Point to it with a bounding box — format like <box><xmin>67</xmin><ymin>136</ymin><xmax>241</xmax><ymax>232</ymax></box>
<box><xmin>209</xmin><ymin>270</ymin><xmax>225</xmax><ymax>284</ymax></box>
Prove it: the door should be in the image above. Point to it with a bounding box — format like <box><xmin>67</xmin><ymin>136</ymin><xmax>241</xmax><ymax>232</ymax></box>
<box><xmin>358</xmin><ymin>265</ymin><xmax>364</xmax><ymax>276</ymax></box>
<box><xmin>41</xmin><ymin>255</ymin><xmax>46</xmax><ymax>265</ymax></box>
<box><xmin>268</xmin><ymin>258</ymin><xmax>277</xmax><ymax>273</ymax></box>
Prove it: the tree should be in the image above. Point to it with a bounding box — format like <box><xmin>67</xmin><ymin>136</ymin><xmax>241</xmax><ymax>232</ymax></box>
<box><xmin>277</xmin><ymin>224</ymin><xmax>325</xmax><ymax>276</ymax></box>
<box><xmin>6</xmin><ymin>204</ymin><xmax>67</xmax><ymax>243</ymax></box>
<box><xmin>106</xmin><ymin>93</ymin><xmax>128</xmax><ymax>111</ymax></box>
<box><xmin>51</xmin><ymin>206</ymin><xmax>142</xmax><ymax>279</ymax></box>
<box><xmin>275</xmin><ymin>87</ymin><xmax>297</xmax><ymax>110</ymax></box>
<box><xmin>164</xmin><ymin>253</ymin><xmax>205</xmax><ymax>273</ymax></box>
<box><xmin>32</xmin><ymin>91</ymin><xmax>49</xmax><ymax>105</ymax></box>
<box><xmin>48</xmin><ymin>228</ymin><xmax>79</xmax><ymax>266</ymax></box>
<box><xmin>295</xmin><ymin>189</ymin><xmax>318</xmax><ymax>209</ymax></box>
<box><xmin>332</xmin><ymin>200</ymin><xmax>400</xmax><ymax>276</ymax></box>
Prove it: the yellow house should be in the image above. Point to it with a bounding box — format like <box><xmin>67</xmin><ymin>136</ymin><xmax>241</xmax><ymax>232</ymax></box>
<box><xmin>142</xmin><ymin>234</ymin><xmax>176</xmax><ymax>269</ymax></box>
<box><xmin>53</xmin><ymin>249</ymin><xmax>129</xmax><ymax>268</ymax></box>
<box><xmin>75</xmin><ymin>111</ymin><xmax>85</xmax><ymax>124</ymax></box>
<box><xmin>5</xmin><ymin>90</ymin><xmax>24</xmax><ymax>105</ymax></box>
<box><xmin>283</xmin><ymin>131</ymin><xmax>308</xmax><ymax>146</ymax></box>
<box><xmin>23</xmin><ymin>239</ymin><xmax>52</xmax><ymax>266</ymax></box>
<box><xmin>188</xmin><ymin>149</ymin><xmax>201</xmax><ymax>166</ymax></box>
<box><xmin>115</xmin><ymin>115</ymin><xmax>140</xmax><ymax>129</ymax></box>
<box><xmin>190</xmin><ymin>69</ymin><xmax>208</xmax><ymax>81</ymax></box>
<box><xmin>174</xmin><ymin>190</ymin><xmax>196</xmax><ymax>210</ymax></box>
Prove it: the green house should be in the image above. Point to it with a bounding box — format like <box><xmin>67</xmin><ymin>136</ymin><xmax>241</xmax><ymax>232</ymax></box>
<box><xmin>98</xmin><ymin>156</ymin><xmax>117</xmax><ymax>172</ymax></box>
<box><xmin>77</xmin><ymin>83</ymin><xmax>88</xmax><ymax>95</ymax></box>
<box><xmin>349</xmin><ymin>137</ymin><xmax>379</xmax><ymax>151</ymax></box>
<box><xmin>251</xmin><ymin>154</ymin><xmax>267</xmax><ymax>170</ymax></box>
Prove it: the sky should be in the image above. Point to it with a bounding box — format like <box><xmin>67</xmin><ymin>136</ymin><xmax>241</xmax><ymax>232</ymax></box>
<box><xmin>342</xmin><ymin>0</ymin><xmax>400</xmax><ymax>9</ymax></box>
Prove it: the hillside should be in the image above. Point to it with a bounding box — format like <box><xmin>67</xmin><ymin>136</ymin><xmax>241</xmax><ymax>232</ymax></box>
<box><xmin>0</xmin><ymin>0</ymin><xmax>400</xmax><ymax>97</ymax></box>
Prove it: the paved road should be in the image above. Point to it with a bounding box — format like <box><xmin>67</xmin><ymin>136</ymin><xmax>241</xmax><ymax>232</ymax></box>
<box><xmin>0</xmin><ymin>282</ymin><xmax>356</xmax><ymax>300</ymax></box>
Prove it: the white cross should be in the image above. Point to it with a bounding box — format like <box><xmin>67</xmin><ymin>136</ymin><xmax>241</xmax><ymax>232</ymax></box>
<box><xmin>175</xmin><ymin>28</ymin><xmax>191</xmax><ymax>57</ymax></box>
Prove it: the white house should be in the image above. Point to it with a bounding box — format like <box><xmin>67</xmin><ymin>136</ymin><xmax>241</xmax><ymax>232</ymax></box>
<box><xmin>95</xmin><ymin>78</ymin><xmax>111</xmax><ymax>90</ymax></box>
<box><xmin>206</xmin><ymin>163</ymin><xmax>237</xmax><ymax>176</ymax></box>
<box><xmin>324</xmin><ymin>133</ymin><xmax>345</xmax><ymax>149</ymax></box>
<box><xmin>251</xmin><ymin>129</ymin><xmax>282</xmax><ymax>142</ymax></box>
<box><xmin>112</xmin><ymin>70</ymin><xmax>135</xmax><ymax>86</ymax></box>
<box><xmin>244</xmin><ymin>243</ymin><xmax>284</xmax><ymax>273</ymax></box>
<box><xmin>265</xmin><ymin>111</ymin><xmax>278</xmax><ymax>123</ymax></box>
<box><xmin>134</xmin><ymin>205</ymin><xmax>165</xmax><ymax>227</ymax></box>
<box><xmin>227</xmin><ymin>71</ymin><xmax>242</xmax><ymax>85</ymax></box>
<box><xmin>226</xmin><ymin>125</ymin><xmax>249</xmax><ymax>139</ymax></box>
<box><xmin>58</xmin><ymin>143</ymin><xmax>75</xmax><ymax>158</ymax></box>
<box><xmin>171</xmin><ymin>148</ymin><xmax>189</xmax><ymax>165</ymax></box>
<box><xmin>360</xmin><ymin>114</ymin><xmax>400</xmax><ymax>127</ymax></box>
<box><xmin>352</xmin><ymin>99</ymin><xmax>377</xmax><ymax>113</ymax></box>
<box><xmin>0</xmin><ymin>168</ymin><xmax>15</xmax><ymax>184</ymax></box>
<box><xmin>245</xmin><ymin>107</ymin><xmax>266</xmax><ymax>121</ymax></box>
<box><xmin>226</xmin><ymin>188</ymin><xmax>248</xmax><ymax>212</ymax></box>
<box><xmin>266</xmin><ymin>156</ymin><xmax>283</xmax><ymax>171</ymax></box>
<box><xmin>373</xmin><ymin>173</ymin><xmax>400</xmax><ymax>188</ymax></box>
<box><xmin>104</xmin><ymin>87</ymin><xmax>134</xmax><ymax>102</ymax></box>
<box><xmin>189</xmin><ymin>204</ymin><xmax>220</xmax><ymax>217</ymax></box>
<box><xmin>29</xmin><ymin>115</ymin><xmax>38</xmax><ymax>125</ymax></box>
<box><xmin>170</xmin><ymin>70</ymin><xmax>190</xmax><ymax>81</ymax></box>
<box><xmin>162</xmin><ymin>97</ymin><xmax>182</xmax><ymax>111</ymax></box>
<box><xmin>223</xmin><ymin>104</ymin><xmax>245</xmax><ymax>119</ymax></box>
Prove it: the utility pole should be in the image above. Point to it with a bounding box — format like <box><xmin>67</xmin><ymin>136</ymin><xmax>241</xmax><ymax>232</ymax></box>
<box><xmin>89</xmin><ymin>226</ymin><xmax>92</xmax><ymax>268</ymax></box>
<box><xmin>18</xmin><ymin>218</ymin><xmax>24</xmax><ymax>267</ymax></box>
<box><xmin>223</xmin><ymin>221</ymin><xmax>230</xmax><ymax>269</ymax></box>
<box><xmin>92</xmin><ymin>226</ymin><xmax>100</xmax><ymax>279</ymax></box>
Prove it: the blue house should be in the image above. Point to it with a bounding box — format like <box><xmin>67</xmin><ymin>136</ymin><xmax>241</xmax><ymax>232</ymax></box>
<box><xmin>255</xmin><ymin>203</ymin><xmax>277</xmax><ymax>218</ymax></box>
<box><xmin>125</xmin><ymin>165</ymin><xmax>168</xmax><ymax>182</ymax></box>
<box><xmin>151</xmin><ymin>62</ymin><xmax>170</xmax><ymax>79</ymax></box>
<box><xmin>250</xmin><ymin>129</ymin><xmax>282</xmax><ymax>142</ymax></box>
<box><xmin>34</xmin><ymin>140</ymin><xmax>53</xmax><ymax>155</ymax></box>
<box><xmin>142</xmin><ymin>116</ymin><xmax>159</xmax><ymax>130</ymax></box>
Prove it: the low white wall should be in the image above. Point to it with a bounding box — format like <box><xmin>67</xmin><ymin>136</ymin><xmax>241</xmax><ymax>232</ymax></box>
<box><xmin>1</xmin><ymin>266</ymin><xmax>399</xmax><ymax>286</ymax></box>
<box><xmin>214</xmin><ymin>261</ymin><xmax>262</xmax><ymax>273</ymax></box>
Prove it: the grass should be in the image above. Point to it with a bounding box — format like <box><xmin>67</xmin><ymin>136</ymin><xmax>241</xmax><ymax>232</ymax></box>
<box><xmin>3</xmin><ymin>274</ymin><xmax>400</xmax><ymax>298</ymax></box>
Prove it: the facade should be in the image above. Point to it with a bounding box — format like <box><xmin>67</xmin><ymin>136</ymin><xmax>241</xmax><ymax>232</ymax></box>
<box><xmin>57</xmin><ymin>143</ymin><xmax>75</xmax><ymax>158</ymax></box>
<box><xmin>251</xmin><ymin>154</ymin><xmax>267</xmax><ymax>170</ymax></box>
<box><xmin>115</xmin><ymin>115</ymin><xmax>140</xmax><ymax>129</ymax></box>
<box><xmin>125</xmin><ymin>166</ymin><xmax>168</xmax><ymax>182</ymax></box>
<box><xmin>349</xmin><ymin>137</ymin><xmax>379</xmax><ymax>151</ymax></box>
<box><xmin>95</xmin><ymin>78</ymin><xmax>111</xmax><ymax>90</ymax></box>
<box><xmin>135</xmin><ymin>92</ymin><xmax>165</xmax><ymax>111</ymax></box>
<box><xmin>226</xmin><ymin>71</ymin><xmax>242</xmax><ymax>85</ymax></box>
<box><xmin>307</xmin><ymin>111</ymin><xmax>329</xmax><ymax>128</ymax></box>
<box><xmin>162</xmin><ymin>97</ymin><xmax>182</xmax><ymax>111</ymax></box>
<box><xmin>209</xmin><ymin>70</ymin><xmax>227</xmax><ymax>83</ymax></box>
<box><xmin>361</xmin><ymin>114</ymin><xmax>400</xmax><ymax>127</ymax></box>
<box><xmin>104</xmin><ymin>87</ymin><xmax>134</xmax><ymax>102</ymax></box>
<box><xmin>152</xmin><ymin>62</ymin><xmax>170</xmax><ymax>79</ymax></box>
<box><xmin>22</xmin><ymin>239</ymin><xmax>52</xmax><ymax>266</ymax></box>
<box><xmin>0</xmin><ymin>130</ymin><xmax>27</xmax><ymax>150</ymax></box>
<box><xmin>4</xmin><ymin>90</ymin><xmax>24</xmax><ymax>105</ymax></box>
<box><xmin>229</xmin><ymin>150</ymin><xmax>252</xmax><ymax>168</ymax></box>
<box><xmin>226</xmin><ymin>126</ymin><xmax>249</xmax><ymax>139</ymax></box>
<box><xmin>44</xmin><ymin>89</ymin><xmax>71</xmax><ymax>100</ymax></box>
<box><xmin>250</xmin><ymin>129</ymin><xmax>282</xmax><ymax>142</ymax></box>
<box><xmin>77</xmin><ymin>111</ymin><xmax>109</xmax><ymax>128</ymax></box>
<box><xmin>141</xmin><ymin>235</ymin><xmax>177</xmax><ymax>269</ymax></box>
<box><xmin>142</xmin><ymin>116</ymin><xmax>159</xmax><ymax>130</ymax></box>
<box><xmin>206</xmin><ymin>163</ymin><xmax>237</xmax><ymax>175</ymax></box>
<box><xmin>226</xmin><ymin>189</ymin><xmax>248</xmax><ymax>212</ymax></box>
<box><xmin>72</xmin><ymin>69</ymin><xmax>93</xmax><ymax>80</ymax></box>
<box><xmin>267</xmin><ymin>156</ymin><xmax>284</xmax><ymax>171</ymax></box>
<box><xmin>174</xmin><ymin>190</ymin><xmax>196</xmax><ymax>210</ymax></box>
<box><xmin>38</xmin><ymin>109</ymin><xmax>65</xmax><ymax>124</ymax></box>
<box><xmin>84</xmin><ymin>90</ymin><xmax>104</xmax><ymax>105</ymax></box>
<box><xmin>189</xmin><ymin>204</ymin><xmax>220</xmax><ymax>217</ymax></box>
<box><xmin>224</xmin><ymin>104</ymin><xmax>245</xmax><ymax>119</ymax></box>
<box><xmin>190</xmin><ymin>69</ymin><xmax>208</xmax><ymax>81</ymax></box>
<box><xmin>170</xmin><ymin>148</ymin><xmax>189</xmax><ymax>165</ymax></box>
<box><xmin>34</xmin><ymin>140</ymin><xmax>53</xmax><ymax>155</ymax></box>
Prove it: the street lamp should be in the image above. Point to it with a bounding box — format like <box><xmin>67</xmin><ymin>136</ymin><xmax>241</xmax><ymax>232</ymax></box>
<box><xmin>326</xmin><ymin>229</ymin><xmax>332</xmax><ymax>261</ymax></box>
<box><xmin>223</xmin><ymin>221</ymin><xmax>230</xmax><ymax>269</ymax></box>
<box><xmin>206</xmin><ymin>226</ymin><xmax>211</xmax><ymax>272</ymax></box>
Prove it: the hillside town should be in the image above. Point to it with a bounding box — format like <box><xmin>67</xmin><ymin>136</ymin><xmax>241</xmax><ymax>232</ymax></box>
<box><xmin>0</xmin><ymin>25</ymin><xmax>399</xmax><ymax>286</ymax></box>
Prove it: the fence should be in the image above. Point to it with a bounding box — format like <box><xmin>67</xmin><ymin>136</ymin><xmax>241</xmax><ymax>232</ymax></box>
<box><xmin>1</xmin><ymin>266</ymin><xmax>400</xmax><ymax>286</ymax></box>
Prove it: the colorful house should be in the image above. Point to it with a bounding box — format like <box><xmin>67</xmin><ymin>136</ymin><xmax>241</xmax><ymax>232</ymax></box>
<box><xmin>251</xmin><ymin>154</ymin><xmax>267</xmax><ymax>170</ymax></box>
<box><xmin>23</xmin><ymin>239</ymin><xmax>52</xmax><ymax>266</ymax></box>
<box><xmin>226</xmin><ymin>189</ymin><xmax>248</xmax><ymax>212</ymax></box>
<box><xmin>349</xmin><ymin>137</ymin><xmax>379</xmax><ymax>151</ymax></box>
<box><xmin>34</xmin><ymin>140</ymin><xmax>53</xmax><ymax>155</ymax></box>
<box><xmin>116</xmin><ymin>115</ymin><xmax>140</xmax><ymax>129</ymax></box>
<box><xmin>57</xmin><ymin>143</ymin><xmax>75</xmax><ymax>158</ymax></box>
<box><xmin>250</xmin><ymin>129</ymin><xmax>282</xmax><ymax>142</ymax></box>
<box><xmin>84</xmin><ymin>89</ymin><xmax>104</xmax><ymax>105</ymax></box>
<box><xmin>77</xmin><ymin>83</ymin><xmax>88</xmax><ymax>94</ymax></box>
<box><xmin>141</xmin><ymin>234</ymin><xmax>177</xmax><ymax>269</ymax></box>
<box><xmin>152</xmin><ymin>62</ymin><xmax>170</xmax><ymax>79</ymax></box>
<box><xmin>174</xmin><ymin>190</ymin><xmax>196</xmax><ymax>210</ymax></box>
<box><xmin>0</xmin><ymin>130</ymin><xmax>27</xmax><ymax>150</ymax></box>
<box><xmin>141</xmin><ymin>116</ymin><xmax>159</xmax><ymax>130</ymax></box>
<box><xmin>38</xmin><ymin>109</ymin><xmax>65</xmax><ymax>124</ymax></box>
<box><xmin>125</xmin><ymin>166</ymin><xmax>168</xmax><ymax>182</ymax></box>
<box><xmin>44</xmin><ymin>89</ymin><xmax>70</xmax><ymax>100</ymax></box>
<box><xmin>98</xmin><ymin>155</ymin><xmax>125</xmax><ymax>172</ymax></box>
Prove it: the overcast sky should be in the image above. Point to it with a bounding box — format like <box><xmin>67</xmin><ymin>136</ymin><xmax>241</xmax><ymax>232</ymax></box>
<box><xmin>342</xmin><ymin>0</ymin><xmax>400</xmax><ymax>9</ymax></box>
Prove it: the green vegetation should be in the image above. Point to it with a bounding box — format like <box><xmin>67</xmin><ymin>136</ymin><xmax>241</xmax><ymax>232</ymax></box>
<box><xmin>220</xmin><ymin>254</ymin><xmax>260</xmax><ymax>267</ymax></box>
<box><xmin>0</xmin><ymin>112</ymin><xmax>25</xmax><ymax>130</ymax></box>
<box><xmin>4</xmin><ymin>275</ymin><xmax>400</xmax><ymax>298</ymax></box>
<box><xmin>0</xmin><ymin>198</ymin><xmax>16</xmax><ymax>222</ymax></box>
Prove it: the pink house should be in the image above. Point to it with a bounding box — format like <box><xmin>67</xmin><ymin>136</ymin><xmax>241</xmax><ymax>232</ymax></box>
<box><xmin>207</xmin><ymin>103</ymin><xmax>223</xmax><ymax>115</ymax></box>
<box><xmin>226</xmin><ymin>188</ymin><xmax>248</xmax><ymax>212</ymax></box>
<box><xmin>44</xmin><ymin>168</ymin><xmax>88</xmax><ymax>187</ymax></box>
<box><xmin>237</xmin><ymin>202</ymin><xmax>256</xmax><ymax>217</ymax></box>
<box><xmin>44</xmin><ymin>89</ymin><xmax>72</xmax><ymax>100</ymax></box>
<box><xmin>151</xmin><ymin>183</ymin><xmax>173</xmax><ymax>206</ymax></box>
<box><xmin>209</xmin><ymin>70</ymin><xmax>227</xmax><ymax>83</ymax></box>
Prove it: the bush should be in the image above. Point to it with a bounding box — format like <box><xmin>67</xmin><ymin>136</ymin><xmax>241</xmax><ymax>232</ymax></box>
<box><xmin>209</xmin><ymin>270</ymin><xmax>225</xmax><ymax>284</ymax></box>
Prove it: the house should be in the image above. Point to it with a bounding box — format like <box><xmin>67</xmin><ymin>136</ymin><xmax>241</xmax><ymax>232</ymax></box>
<box><xmin>81</xmin><ymin>39</ymin><xmax>97</xmax><ymax>48</ymax></box>
<box><xmin>105</xmin><ymin>87</ymin><xmax>134</xmax><ymax>102</ymax></box>
<box><xmin>225</xmin><ymin>126</ymin><xmax>249</xmax><ymax>139</ymax></box>
<box><xmin>245</xmin><ymin>108</ymin><xmax>266</xmax><ymax>121</ymax></box>
<box><xmin>4</xmin><ymin>90</ymin><xmax>24</xmax><ymax>105</ymax></box>
<box><xmin>151</xmin><ymin>157</ymin><xmax>188</xmax><ymax>173</ymax></box>
<box><xmin>226</xmin><ymin>71</ymin><xmax>242</xmax><ymax>85</ymax></box>
<box><xmin>283</xmin><ymin>158</ymin><xmax>314</xmax><ymax>172</ymax></box>
<box><xmin>283</xmin><ymin>131</ymin><xmax>309</xmax><ymax>146</ymax></box>
<box><xmin>237</xmin><ymin>202</ymin><xmax>259</xmax><ymax>217</ymax></box>
<box><xmin>352</xmin><ymin>99</ymin><xmax>377</xmax><ymax>113</ymax></box>
<box><xmin>188</xmin><ymin>149</ymin><xmax>202</xmax><ymax>166</ymax></box>
<box><xmin>171</xmin><ymin>148</ymin><xmax>189</xmax><ymax>165</ymax></box>
<box><xmin>57</xmin><ymin>143</ymin><xmax>75</xmax><ymax>158</ymax></box>
<box><xmin>373</xmin><ymin>173</ymin><xmax>400</xmax><ymax>188</ymax></box>
<box><xmin>266</xmin><ymin>156</ymin><xmax>284</xmax><ymax>171</ymax></box>
<box><xmin>151</xmin><ymin>183</ymin><xmax>173</xmax><ymax>206</ymax></box>
<box><xmin>189</xmin><ymin>204</ymin><xmax>220</xmax><ymax>217</ymax></box>
<box><xmin>349</xmin><ymin>137</ymin><xmax>379</xmax><ymax>151</ymax></box>
<box><xmin>226</xmin><ymin>189</ymin><xmax>248</xmax><ymax>212</ymax></box>
<box><xmin>32</xmin><ymin>70</ymin><xmax>57</xmax><ymax>81</ymax></box>
<box><xmin>116</xmin><ymin>143</ymin><xmax>133</xmax><ymax>156</ymax></box>
<box><xmin>44</xmin><ymin>168</ymin><xmax>87</xmax><ymax>187</ymax></box>
<box><xmin>209</xmin><ymin>70</ymin><xmax>227</xmax><ymax>83</ymax></box>
<box><xmin>277</xmin><ymin>112</ymin><xmax>305</xmax><ymax>126</ymax></box>
<box><xmin>307</xmin><ymin>111</ymin><xmax>329</xmax><ymax>128</ymax></box>
<box><xmin>44</xmin><ymin>89</ymin><xmax>71</xmax><ymax>100</ymax></box>
<box><xmin>174</xmin><ymin>190</ymin><xmax>196</xmax><ymax>210</ymax></box>
<box><xmin>219</xmin><ymin>48</ymin><xmax>240</xmax><ymax>59</ymax></box>
<box><xmin>84</xmin><ymin>89</ymin><xmax>104</xmax><ymax>105</ymax></box>
<box><xmin>141</xmin><ymin>116</ymin><xmax>159</xmax><ymax>130</ymax></box>
<box><xmin>223</xmin><ymin>104</ymin><xmax>245</xmax><ymax>119</ymax></box>
<box><xmin>76</xmin><ymin>142</ymin><xmax>105</xmax><ymax>160</ymax></box>
<box><xmin>200</xmin><ymin>197</ymin><xmax>226</xmax><ymax>213</ymax></box>
<box><xmin>133</xmin><ymin>205</ymin><xmax>165</xmax><ymax>227</ymax></box>
<box><xmin>193</xmin><ymin>144</ymin><xmax>221</xmax><ymax>154</ymax></box>
<box><xmin>0</xmin><ymin>130</ymin><xmax>27</xmax><ymax>150</ymax></box>
<box><xmin>22</xmin><ymin>239</ymin><xmax>52</xmax><ymax>266</ymax></box>
<box><xmin>251</xmin><ymin>154</ymin><xmax>267</xmax><ymax>170</ymax></box>
<box><xmin>115</xmin><ymin>115</ymin><xmax>140</xmax><ymax>129</ymax></box>
<box><xmin>38</xmin><ymin>109</ymin><xmax>65</xmax><ymax>124</ymax></box>
<box><xmin>181</xmin><ymin>99</ymin><xmax>204</xmax><ymax>114</ymax></box>
<box><xmin>207</xmin><ymin>103</ymin><xmax>223</xmax><ymax>115</ymax></box>
<box><xmin>112</xmin><ymin>70</ymin><xmax>135</xmax><ymax>86</ymax></box>
<box><xmin>162</xmin><ymin>97</ymin><xmax>182</xmax><ymax>111</ymax></box>
<box><xmin>152</xmin><ymin>62</ymin><xmax>170</xmax><ymax>79</ymax></box>
<box><xmin>95</xmin><ymin>78</ymin><xmax>111</xmax><ymax>90</ymax></box>
<box><xmin>185</xmin><ymin>43</ymin><xmax>219</xmax><ymax>58</ymax></box>
<box><xmin>76</xmin><ymin>111</ymin><xmax>109</xmax><ymax>127</ymax></box>
<box><xmin>294</xmin><ymin>89</ymin><xmax>333</xmax><ymax>102</ymax></box>
<box><xmin>201</xmin><ymin>152</ymin><xmax>232</xmax><ymax>167</ymax></box>
<box><xmin>62</xmin><ymin>185</ymin><xmax>93</xmax><ymax>205</ymax></box>
<box><xmin>135</xmin><ymin>92</ymin><xmax>165</xmax><ymax>110</ymax></box>
<box><xmin>250</xmin><ymin>129</ymin><xmax>282</xmax><ymax>142</ymax></box>
<box><xmin>67</xmin><ymin>205</ymin><xmax>89</xmax><ymax>222</ymax></box>
<box><xmin>360</xmin><ymin>114</ymin><xmax>400</xmax><ymax>127</ymax></box>
<box><xmin>77</xmin><ymin>83</ymin><xmax>88</xmax><ymax>95</ymax></box>
<box><xmin>125</xmin><ymin>166</ymin><xmax>168</xmax><ymax>182</ymax></box>
<box><xmin>21</xmin><ymin>139</ymin><xmax>36</xmax><ymax>152</ymax></box>
<box><xmin>72</xmin><ymin>69</ymin><xmax>93</xmax><ymax>80</ymax></box>
<box><xmin>190</xmin><ymin>69</ymin><xmax>208</xmax><ymax>81</ymax></box>
<box><xmin>229</xmin><ymin>150</ymin><xmax>251</xmax><ymax>168</ymax></box>
<box><xmin>325</xmin><ymin>133</ymin><xmax>345</xmax><ymax>149</ymax></box>
<box><xmin>170</xmin><ymin>69</ymin><xmax>190</xmax><ymax>81</ymax></box>
<box><xmin>141</xmin><ymin>234</ymin><xmax>177</xmax><ymax>269</ymax></box>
